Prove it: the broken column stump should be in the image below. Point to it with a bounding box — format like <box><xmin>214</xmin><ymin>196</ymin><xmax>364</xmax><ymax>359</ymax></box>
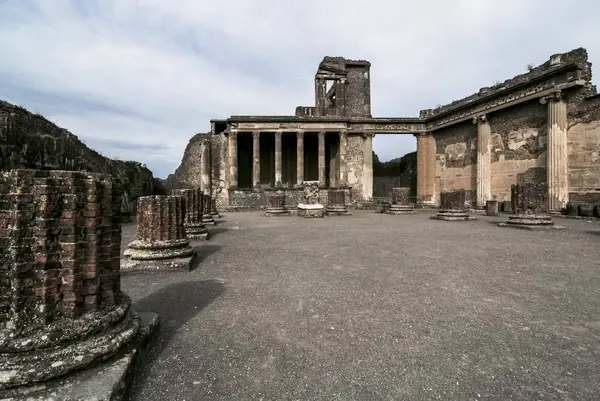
<box><xmin>122</xmin><ymin>195</ymin><xmax>197</xmax><ymax>271</ymax></box>
<box><xmin>326</xmin><ymin>189</ymin><xmax>349</xmax><ymax>215</ymax></box>
<box><xmin>486</xmin><ymin>200</ymin><xmax>499</xmax><ymax>216</ymax></box>
<box><xmin>0</xmin><ymin>169</ymin><xmax>158</xmax><ymax>400</ymax></box>
<box><xmin>499</xmin><ymin>183</ymin><xmax>565</xmax><ymax>230</ymax></box>
<box><xmin>297</xmin><ymin>181</ymin><xmax>325</xmax><ymax>218</ymax></box>
<box><xmin>265</xmin><ymin>191</ymin><xmax>290</xmax><ymax>216</ymax></box>
<box><xmin>431</xmin><ymin>189</ymin><xmax>476</xmax><ymax>221</ymax></box>
<box><xmin>387</xmin><ymin>187</ymin><xmax>414</xmax><ymax>215</ymax></box>
<box><xmin>211</xmin><ymin>197</ymin><xmax>222</xmax><ymax>219</ymax></box>
<box><xmin>502</xmin><ymin>200</ymin><xmax>512</xmax><ymax>213</ymax></box>
<box><xmin>202</xmin><ymin>193</ymin><xmax>216</xmax><ymax>226</ymax></box>
<box><xmin>172</xmin><ymin>188</ymin><xmax>209</xmax><ymax>240</ymax></box>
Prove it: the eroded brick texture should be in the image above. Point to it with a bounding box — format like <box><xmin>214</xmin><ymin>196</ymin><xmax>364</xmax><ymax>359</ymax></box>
<box><xmin>440</xmin><ymin>190</ymin><xmax>467</xmax><ymax>210</ymax></box>
<box><xmin>172</xmin><ymin>189</ymin><xmax>202</xmax><ymax>226</ymax></box>
<box><xmin>0</xmin><ymin>169</ymin><xmax>121</xmax><ymax>330</ymax></box>
<box><xmin>391</xmin><ymin>187</ymin><xmax>410</xmax><ymax>205</ymax></box>
<box><xmin>327</xmin><ymin>190</ymin><xmax>346</xmax><ymax>207</ymax></box>
<box><xmin>268</xmin><ymin>193</ymin><xmax>286</xmax><ymax>209</ymax></box>
<box><xmin>135</xmin><ymin>195</ymin><xmax>187</xmax><ymax>243</ymax></box>
<box><xmin>202</xmin><ymin>194</ymin><xmax>213</xmax><ymax>216</ymax></box>
<box><xmin>511</xmin><ymin>183</ymin><xmax>549</xmax><ymax>214</ymax></box>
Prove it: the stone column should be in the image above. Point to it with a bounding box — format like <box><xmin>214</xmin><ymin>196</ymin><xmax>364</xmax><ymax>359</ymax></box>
<box><xmin>318</xmin><ymin>131</ymin><xmax>326</xmax><ymax>186</ymax></box>
<box><xmin>274</xmin><ymin>130</ymin><xmax>282</xmax><ymax>187</ymax></box>
<box><xmin>228</xmin><ymin>130</ymin><xmax>238</xmax><ymax>189</ymax></box>
<box><xmin>200</xmin><ymin>138</ymin><xmax>211</xmax><ymax>195</ymax></box>
<box><xmin>252</xmin><ymin>131</ymin><xmax>260</xmax><ymax>189</ymax></box>
<box><xmin>416</xmin><ymin>133</ymin><xmax>436</xmax><ymax>205</ymax></box>
<box><xmin>473</xmin><ymin>115</ymin><xmax>491</xmax><ymax>208</ymax></box>
<box><xmin>339</xmin><ymin>130</ymin><xmax>348</xmax><ymax>186</ymax></box>
<box><xmin>315</xmin><ymin>78</ymin><xmax>326</xmax><ymax>116</ymax></box>
<box><xmin>171</xmin><ymin>188</ymin><xmax>208</xmax><ymax>239</ymax></box>
<box><xmin>362</xmin><ymin>133</ymin><xmax>374</xmax><ymax>199</ymax></box>
<box><xmin>540</xmin><ymin>90</ymin><xmax>568</xmax><ymax>211</ymax></box>
<box><xmin>296</xmin><ymin>130</ymin><xmax>304</xmax><ymax>186</ymax></box>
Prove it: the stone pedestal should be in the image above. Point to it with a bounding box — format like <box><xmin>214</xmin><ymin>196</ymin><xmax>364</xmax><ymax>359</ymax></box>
<box><xmin>202</xmin><ymin>193</ymin><xmax>216</xmax><ymax>226</ymax></box>
<box><xmin>387</xmin><ymin>187</ymin><xmax>414</xmax><ymax>215</ymax></box>
<box><xmin>501</xmin><ymin>200</ymin><xmax>512</xmax><ymax>213</ymax></box>
<box><xmin>298</xmin><ymin>182</ymin><xmax>324</xmax><ymax>218</ymax></box>
<box><xmin>498</xmin><ymin>183</ymin><xmax>565</xmax><ymax>230</ymax></box>
<box><xmin>326</xmin><ymin>189</ymin><xmax>349</xmax><ymax>215</ymax></box>
<box><xmin>486</xmin><ymin>200</ymin><xmax>499</xmax><ymax>216</ymax></box>
<box><xmin>123</xmin><ymin>195</ymin><xmax>196</xmax><ymax>271</ymax></box>
<box><xmin>265</xmin><ymin>191</ymin><xmax>290</xmax><ymax>216</ymax></box>
<box><xmin>0</xmin><ymin>169</ymin><xmax>157</xmax><ymax>399</ymax></box>
<box><xmin>172</xmin><ymin>188</ymin><xmax>209</xmax><ymax>240</ymax></box>
<box><xmin>211</xmin><ymin>197</ymin><xmax>222</xmax><ymax>218</ymax></box>
<box><xmin>432</xmin><ymin>189</ymin><xmax>476</xmax><ymax>221</ymax></box>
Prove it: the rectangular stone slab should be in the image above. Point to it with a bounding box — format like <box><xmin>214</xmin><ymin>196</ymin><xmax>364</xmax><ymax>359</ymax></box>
<box><xmin>0</xmin><ymin>312</ymin><xmax>159</xmax><ymax>401</ymax></box>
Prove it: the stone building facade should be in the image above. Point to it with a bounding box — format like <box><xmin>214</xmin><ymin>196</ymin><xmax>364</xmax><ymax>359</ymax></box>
<box><xmin>174</xmin><ymin>48</ymin><xmax>600</xmax><ymax>212</ymax></box>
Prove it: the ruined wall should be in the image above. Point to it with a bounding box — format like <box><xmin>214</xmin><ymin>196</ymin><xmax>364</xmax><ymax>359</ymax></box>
<box><xmin>164</xmin><ymin>132</ymin><xmax>206</xmax><ymax>189</ymax></box>
<box><xmin>346</xmin><ymin>66</ymin><xmax>371</xmax><ymax>117</ymax></box>
<box><xmin>434</xmin><ymin>121</ymin><xmax>477</xmax><ymax>204</ymax></box>
<box><xmin>373</xmin><ymin>151</ymin><xmax>417</xmax><ymax>198</ymax></box>
<box><xmin>487</xmin><ymin>100</ymin><xmax>548</xmax><ymax>202</ymax></box>
<box><xmin>567</xmin><ymin>94</ymin><xmax>600</xmax><ymax>197</ymax></box>
<box><xmin>0</xmin><ymin>101</ymin><xmax>155</xmax><ymax>212</ymax></box>
<box><xmin>346</xmin><ymin>134</ymin><xmax>365</xmax><ymax>200</ymax></box>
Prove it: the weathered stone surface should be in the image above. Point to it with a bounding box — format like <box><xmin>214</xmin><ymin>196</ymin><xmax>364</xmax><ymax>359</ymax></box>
<box><xmin>387</xmin><ymin>187</ymin><xmax>414</xmax><ymax>215</ymax></box>
<box><xmin>202</xmin><ymin>194</ymin><xmax>216</xmax><ymax>226</ymax></box>
<box><xmin>499</xmin><ymin>183</ymin><xmax>565</xmax><ymax>229</ymax></box>
<box><xmin>486</xmin><ymin>200</ymin><xmax>499</xmax><ymax>216</ymax></box>
<box><xmin>0</xmin><ymin>169</ymin><xmax>154</xmax><ymax>396</ymax></box>
<box><xmin>171</xmin><ymin>188</ymin><xmax>209</xmax><ymax>240</ymax></box>
<box><xmin>297</xmin><ymin>204</ymin><xmax>325</xmax><ymax>218</ymax></box>
<box><xmin>265</xmin><ymin>191</ymin><xmax>290</xmax><ymax>216</ymax></box>
<box><xmin>122</xmin><ymin>195</ymin><xmax>195</xmax><ymax>271</ymax></box>
<box><xmin>326</xmin><ymin>189</ymin><xmax>349</xmax><ymax>215</ymax></box>
<box><xmin>432</xmin><ymin>189</ymin><xmax>476</xmax><ymax>221</ymax></box>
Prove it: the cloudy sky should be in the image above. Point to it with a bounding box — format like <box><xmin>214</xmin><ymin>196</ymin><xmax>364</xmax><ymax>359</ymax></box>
<box><xmin>1</xmin><ymin>0</ymin><xmax>598</xmax><ymax>178</ymax></box>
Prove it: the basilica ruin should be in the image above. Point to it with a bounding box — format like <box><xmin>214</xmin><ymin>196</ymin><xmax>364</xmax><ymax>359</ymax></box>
<box><xmin>168</xmin><ymin>48</ymin><xmax>600</xmax><ymax>214</ymax></box>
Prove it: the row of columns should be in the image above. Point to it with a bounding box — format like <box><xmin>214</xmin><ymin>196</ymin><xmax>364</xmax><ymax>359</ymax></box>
<box><xmin>228</xmin><ymin>130</ymin><xmax>350</xmax><ymax>189</ymax></box>
<box><xmin>416</xmin><ymin>90</ymin><xmax>568</xmax><ymax>211</ymax></box>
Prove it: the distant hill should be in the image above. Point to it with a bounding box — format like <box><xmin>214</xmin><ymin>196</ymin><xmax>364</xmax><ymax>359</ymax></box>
<box><xmin>373</xmin><ymin>151</ymin><xmax>417</xmax><ymax>197</ymax></box>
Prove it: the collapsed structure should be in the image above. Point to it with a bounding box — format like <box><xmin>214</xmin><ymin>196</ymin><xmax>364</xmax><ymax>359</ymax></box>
<box><xmin>171</xmin><ymin>48</ymin><xmax>600</xmax><ymax>213</ymax></box>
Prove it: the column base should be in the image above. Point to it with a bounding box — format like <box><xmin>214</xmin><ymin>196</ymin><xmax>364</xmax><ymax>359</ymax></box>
<box><xmin>431</xmin><ymin>209</ymin><xmax>477</xmax><ymax>221</ymax></box>
<box><xmin>498</xmin><ymin>214</ymin><xmax>566</xmax><ymax>230</ymax></box>
<box><xmin>386</xmin><ymin>204</ymin><xmax>414</xmax><ymax>215</ymax></box>
<box><xmin>202</xmin><ymin>214</ymin><xmax>216</xmax><ymax>226</ymax></box>
<box><xmin>326</xmin><ymin>205</ymin><xmax>350</xmax><ymax>216</ymax></box>
<box><xmin>298</xmin><ymin>203</ymin><xmax>325</xmax><ymax>218</ymax></box>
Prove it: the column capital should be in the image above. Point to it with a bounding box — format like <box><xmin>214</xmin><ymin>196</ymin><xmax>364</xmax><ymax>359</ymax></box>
<box><xmin>472</xmin><ymin>114</ymin><xmax>487</xmax><ymax>124</ymax></box>
<box><xmin>413</xmin><ymin>132</ymin><xmax>432</xmax><ymax>138</ymax></box>
<box><xmin>252</xmin><ymin>130</ymin><xmax>260</xmax><ymax>139</ymax></box>
<box><xmin>540</xmin><ymin>90</ymin><xmax>563</xmax><ymax>104</ymax></box>
<box><xmin>274</xmin><ymin>130</ymin><xmax>283</xmax><ymax>139</ymax></box>
<box><xmin>362</xmin><ymin>132</ymin><xmax>375</xmax><ymax>139</ymax></box>
<box><xmin>229</xmin><ymin>129</ymin><xmax>238</xmax><ymax>139</ymax></box>
<box><xmin>318</xmin><ymin>131</ymin><xmax>326</xmax><ymax>139</ymax></box>
<box><xmin>339</xmin><ymin>129</ymin><xmax>348</xmax><ymax>138</ymax></box>
<box><xmin>296</xmin><ymin>130</ymin><xmax>304</xmax><ymax>138</ymax></box>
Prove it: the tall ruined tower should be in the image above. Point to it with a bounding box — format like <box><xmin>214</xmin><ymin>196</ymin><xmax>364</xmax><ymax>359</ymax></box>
<box><xmin>296</xmin><ymin>57</ymin><xmax>371</xmax><ymax>118</ymax></box>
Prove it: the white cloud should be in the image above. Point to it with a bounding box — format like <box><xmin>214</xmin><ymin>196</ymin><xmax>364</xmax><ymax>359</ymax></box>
<box><xmin>1</xmin><ymin>0</ymin><xmax>599</xmax><ymax>177</ymax></box>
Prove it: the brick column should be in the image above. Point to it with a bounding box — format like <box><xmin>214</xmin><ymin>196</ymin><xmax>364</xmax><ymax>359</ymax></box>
<box><xmin>318</xmin><ymin>131</ymin><xmax>326</xmax><ymax>186</ymax></box>
<box><xmin>362</xmin><ymin>133</ymin><xmax>374</xmax><ymax>199</ymax></box>
<box><xmin>252</xmin><ymin>131</ymin><xmax>260</xmax><ymax>189</ymax></box>
<box><xmin>339</xmin><ymin>129</ymin><xmax>348</xmax><ymax>186</ymax></box>
<box><xmin>274</xmin><ymin>130</ymin><xmax>282</xmax><ymax>187</ymax></box>
<box><xmin>416</xmin><ymin>133</ymin><xmax>436</xmax><ymax>205</ymax></box>
<box><xmin>540</xmin><ymin>90</ymin><xmax>568</xmax><ymax>211</ymax></box>
<box><xmin>228</xmin><ymin>130</ymin><xmax>238</xmax><ymax>189</ymax></box>
<box><xmin>296</xmin><ymin>130</ymin><xmax>304</xmax><ymax>186</ymax></box>
<box><xmin>473</xmin><ymin>114</ymin><xmax>491</xmax><ymax>208</ymax></box>
<box><xmin>200</xmin><ymin>138</ymin><xmax>211</xmax><ymax>195</ymax></box>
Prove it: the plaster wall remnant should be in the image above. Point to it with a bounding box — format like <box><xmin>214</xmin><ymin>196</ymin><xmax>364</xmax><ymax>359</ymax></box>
<box><xmin>0</xmin><ymin>169</ymin><xmax>157</xmax><ymax>398</ymax></box>
<box><xmin>167</xmin><ymin>47</ymin><xmax>600</xmax><ymax>212</ymax></box>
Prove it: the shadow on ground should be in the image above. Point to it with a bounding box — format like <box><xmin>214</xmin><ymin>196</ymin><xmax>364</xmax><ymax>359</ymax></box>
<box><xmin>189</xmin><ymin>244</ymin><xmax>222</xmax><ymax>271</ymax></box>
<box><xmin>208</xmin><ymin>225</ymin><xmax>229</xmax><ymax>239</ymax></box>
<box><xmin>127</xmin><ymin>279</ymin><xmax>225</xmax><ymax>399</ymax></box>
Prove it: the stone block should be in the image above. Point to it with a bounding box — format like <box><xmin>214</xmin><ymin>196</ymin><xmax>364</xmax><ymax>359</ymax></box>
<box><xmin>326</xmin><ymin>190</ymin><xmax>349</xmax><ymax>216</ymax></box>
<box><xmin>486</xmin><ymin>200</ymin><xmax>499</xmax><ymax>216</ymax></box>
<box><xmin>265</xmin><ymin>192</ymin><xmax>290</xmax><ymax>216</ymax></box>
<box><xmin>297</xmin><ymin>203</ymin><xmax>325</xmax><ymax>218</ymax></box>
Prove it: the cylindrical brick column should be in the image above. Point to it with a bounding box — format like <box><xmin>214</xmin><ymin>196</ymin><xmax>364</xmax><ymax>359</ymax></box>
<box><xmin>252</xmin><ymin>131</ymin><xmax>260</xmax><ymax>189</ymax></box>
<box><xmin>503</xmin><ymin>183</ymin><xmax>555</xmax><ymax>226</ymax></box>
<box><xmin>388</xmin><ymin>187</ymin><xmax>413</xmax><ymax>215</ymax></box>
<box><xmin>0</xmin><ymin>169</ymin><xmax>139</xmax><ymax>391</ymax></box>
<box><xmin>339</xmin><ymin>130</ymin><xmax>348</xmax><ymax>186</ymax></box>
<box><xmin>540</xmin><ymin>91</ymin><xmax>568</xmax><ymax>212</ymax></box>
<box><xmin>432</xmin><ymin>189</ymin><xmax>475</xmax><ymax>221</ymax></box>
<box><xmin>228</xmin><ymin>130</ymin><xmax>238</xmax><ymax>189</ymax></box>
<box><xmin>211</xmin><ymin>197</ymin><xmax>221</xmax><ymax>218</ymax></box>
<box><xmin>202</xmin><ymin>193</ymin><xmax>216</xmax><ymax>225</ymax></box>
<box><xmin>318</xmin><ymin>131</ymin><xmax>326</xmax><ymax>186</ymax></box>
<box><xmin>172</xmin><ymin>188</ymin><xmax>208</xmax><ymax>240</ymax></box>
<box><xmin>124</xmin><ymin>195</ymin><xmax>194</xmax><ymax>260</ymax></box>
<box><xmin>275</xmin><ymin>131</ymin><xmax>282</xmax><ymax>187</ymax></box>
<box><xmin>416</xmin><ymin>133</ymin><xmax>436</xmax><ymax>205</ymax></box>
<box><xmin>265</xmin><ymin>191</ymin><xmax>289</xmax><ymax>216</ymax></box>
<box><xmin>296</xmin><ymin>131</ymin><xmax>304</xmax><ymax>186</ymax></box>
<box><xmin>326</xmin><ymin>189</ymin><xmax>349</xmax><ymax>215</ymax></box>
<box><xmin>473</xmin><ymin>115</ymin><xmax>491</xmax><ymax>208</ymax></box>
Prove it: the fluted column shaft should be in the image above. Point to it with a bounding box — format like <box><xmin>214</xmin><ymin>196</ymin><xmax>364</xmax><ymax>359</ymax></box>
<box><xmin>200</xmin><ymin>139</ymin><xmax>211</xmax><ymax>195</ymax></box>
<box><xmin>252</xmin><ymin>131</ymin><xmax>260</xmax><ymax>189</ymax></box>
<box><xmin>339</xmin><ymin>130</ymin><xmax>348</xmax><ymax>186</ymax></box>
<box><xmin>474</xmin><ymin>115</ymin><xmax>491</xmax><ymax>208</ymax></box>
<box><xmin>318</xmin><ymin>131</ymin><xmax>326</xmax><ymax>186</ymax></box>
<box><xmin>363</xmin><ymin>133</ymin><xmax>374</xmax><ymax>199</ymax></box>
<box><xmin>228</xmin><ymin>131</ymin><xmax>238</xmax><ymax>189</ymax></box>
<box><xmin>296</xmin><ymin>131</ymin><xmax>304</xmax><ymax>185</ymax></box>
<box><xmin>541</xmin><ymin>91</ymin><xmax>568</xmax><ymax>211</ymax></box>
<box><xmin>416</xmin><ymin>133</ymin><xmax>436</xmax><ymax>204</ymax></box>
<box><xmin>274</xmin><ymin>131</ymin><xmax>282</xmax><ymax>187</ymax></box>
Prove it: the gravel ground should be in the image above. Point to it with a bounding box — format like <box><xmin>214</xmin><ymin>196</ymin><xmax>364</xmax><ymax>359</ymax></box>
<box><xmin>122</xmin><ymin>210</ymin><xmax>600</xmax><ymax>401</ymax></box>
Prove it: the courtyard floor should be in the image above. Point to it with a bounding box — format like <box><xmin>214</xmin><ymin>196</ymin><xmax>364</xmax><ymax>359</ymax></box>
<box><xmin>122</xmin><ymin>210</ymin><xmax>600</xmax><ymax>401</ymax></box>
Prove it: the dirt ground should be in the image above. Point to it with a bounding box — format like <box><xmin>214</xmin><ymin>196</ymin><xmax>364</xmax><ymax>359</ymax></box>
<box><xmin>122</xmin><ymin>210</ymin><xmax>600</xmax><ymax>401</ymax></box>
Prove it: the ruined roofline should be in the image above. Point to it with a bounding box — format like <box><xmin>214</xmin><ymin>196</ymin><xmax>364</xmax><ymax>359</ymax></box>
<box><xmin>419</xmin><ymin>47</ymin><xmax>593</xmax><ymax>119</ymax></box>
<box><xmin>222</xmin><ymin>115</ymin><xmax>421</xmax><ymax>123</ymax></box>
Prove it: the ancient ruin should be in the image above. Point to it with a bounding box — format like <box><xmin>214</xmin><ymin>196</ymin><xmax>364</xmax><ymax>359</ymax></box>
<box><xmin>265</xmin><ymin>191</ymin><xmax>290</xmax><ymax>216</ymax></box>
<box><xmin>297</xmin><ymin>182</ymin><xmax>325</xmax><ymax>218</ymax></box>
<box><xmin>166</xmin><ymin>47</ymin><xmax>600</xmax><ymax>215</ymax></box>
<box><xmin>486</xmin><ymin>200</ymin><xmax>500</xmax><ymax>216</ymax></box>
<box><xmin>325</xmin><ymin>189</ymin><xmax>349</xmax><ymax>215</ymax></box>
<box><xmin>0</xmin><ymin>169</ymin><xmax>157</xmax><ymax>399</ymax></box>
<box><xmin>202</xmin><ymin>193</ymin><xmax>216</xmax><ymax>226</ymax></box>
<box><xmin>387</xmin><ymin>187</ymin><xmax>414</xmax><ymax>215</ymax></box>
<box><xmin>499</xmin><ymin>183</ymin><xmax>565</xmax><ymax>229</ymax></box>
<box><xmin>432</xmin><ymin>190</ymin><xmax>477</xmax><ymax>221</ymax></box>
<box><xmin>122</xmin><ymin>195</ymin><xmax>196</xmax><ymax>271</ymax></box>
<box><xmin>172</xmin><ymin>188</ymin><xmax>209</xmax><ymax>240</ymax></box>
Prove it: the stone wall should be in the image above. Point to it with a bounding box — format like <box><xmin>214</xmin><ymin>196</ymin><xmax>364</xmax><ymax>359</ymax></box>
<box><xmin>346</xmin><ymin>134</ymin><xmax>365</xmax><ymax>200</ymax></box>
<box><xmin>164</xmin><ymin>133</ymin><xmax>206</xmax><ymax>189</ymax></box>
<box><xmin>0</xmin><ymin>101</ymin><xmax>156</xmax><ymax>212</ymax></box>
